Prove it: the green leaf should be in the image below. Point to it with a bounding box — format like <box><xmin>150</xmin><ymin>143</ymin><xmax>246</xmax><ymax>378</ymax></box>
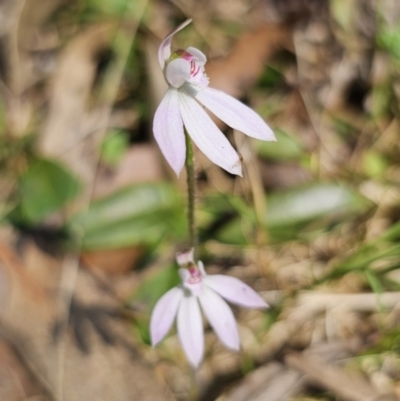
<box><xmin>69</xmin><ymin>183</ymin><xmax>185</xmax><ymax>250</ymax></box>
<box><xmin>201</xmin><ymin>193</ymin><xmax>257</xmax><ymax>245</ymax></box>
<box><xmin>266</xmin><ymin>182</ymin><xmax>368</xmax><ymax>227</ymax></box>
<box><xmin>258</xmin><ymin>66</ymin><xmax>284</xmax><ymax>89</ymax></box>
<box><xmin>83</xmin><ymin>0</ymin><xmax>147</xmax><ymax>19</ymax></box>
<box><xmin>379</xmin><ymin>221</ymin><xmax>400</xmax><ymax>242</ymax></box>
<box><xmin>256</xmin><ymin>128</ymin><xmax>305</xmax><ymax>161</ymax></box>
<box><xmin>215</xmin><ymin>182</ymin><xmax>370</xmax><ymax>244</ymax></box>
<box><xmin>18</xmin><ymin>158</ymin><xmax>80</xmax><ymax>223</ymax></box>
<box><xmin>365</xmin><ymin>269</ymin><xmax>384</xmax><ymax>295</ymax></box>
<box><xmin>215</xmin><ymin>217</ymin><xmax>253</xmax><ymax>245</ymax></box>
<box><xmin>320</xmin><ymin>244</ymin><xmax>400</xmax><ymax>283</ymax></box>
<box><xmin>377</xmin><ymin>27</ymin><xmax>400</xmax><ymax>60</ymax></box>
<box><xmin>132</xmin><ymin>264</ymin><xmax>180</xmax><ymax>309</ymax></box>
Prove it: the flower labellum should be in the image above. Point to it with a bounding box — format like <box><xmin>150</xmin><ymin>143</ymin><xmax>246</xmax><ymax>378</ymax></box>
<box><xmin>150</xmin><ymin>249</ymin><xmax>268</xmax><ymax>367</ymax></box>
<box><xmin>153</xmin><ymin>19</ymin><xmax>276</xmax><ymax>177</ymax></box>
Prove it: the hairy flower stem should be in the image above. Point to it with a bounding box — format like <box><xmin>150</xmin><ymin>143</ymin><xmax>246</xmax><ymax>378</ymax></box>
<box><xmin>185</xmin><ymin>131</ymin><xmax>196</xmax><ymax>249</ymax></box>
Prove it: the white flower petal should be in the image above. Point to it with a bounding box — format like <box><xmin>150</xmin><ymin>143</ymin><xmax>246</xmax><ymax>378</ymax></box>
<box><xmin>179</xmin><ymin>268</ymin><xmax>191</xmax><ymax>283</ymax></box>
<box><xmin>177</xmin><ymin>295</ymin><xmax>204</xmax><ymax>367</ymax></box>
<box><xmin>150</xmin><ymin>287</ymin><xmax>184</xmax><ymax>346</ymax></box>
<box><xmin>204</xmin><ymin>275</ymin><xmax>268</xmax><ymax>309</ymax></box>
<box><xmin>194</xmin><ymin>87</ymin><xmax>276</xmax><ymax>141</ymax></box>
<box><xmin>178</xmin><ymin>89</ymin><xmax>242</xmax><ymax>176</ymax></box>
<box><xmin>158</xmin><ymin>19</ymin><xmax>192</xmax><ymax>69</ymax></box>
<box><xmin>197</xmin><ymin>261</ymin><xmax>206</xmax><ymax>277</ymax></box>
<box><xmin>153</xmin><ymin>89</ymin><xmax>186</xmax><ymax>176</ymax></box>
<box><xmin>165</xmin><ymin>58</ymin><xmax>191</xmax><ymax>88</ymax></box>
<box><xmin>199</xmin><ymin>287</ymin><xmax>240</xmax><ymax>351</ymax></box>
<box><xmin>198</xmin><ymin>75</ymin><xmax>210</xmax><ymax>88</ymax></box>
<box><xmin>186</xmin><ymin>47</ymin><xmax>207</xmax><ymax>64</ymax></box>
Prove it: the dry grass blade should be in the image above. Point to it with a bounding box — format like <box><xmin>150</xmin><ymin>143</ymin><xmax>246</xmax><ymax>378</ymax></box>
<box><xmin>285</xmin><ymin>351</ymin><xmax>398</xmax><ymax>401</ymax></box>
<box><xmin>297</xmin><ymin>292</ymin><xmax>400</xmax><ymax>313</ymax></box>
<box><xmin>0</xmin><ymin>338</ymin><xmax>50</xmax><ymax>401</ymax></box>
<box><xmin>226</xmin><ymin>362</ymin><xmax>303</xmax><ymax>401</ymax></box>
<box><xmin>39</xmin><ymin>24</ymin><xmax>114</xmax><ymax>189</ymax></box>
<box><xmin>223</xmin><ymin>341</ymin><xmax>362</xmax><ymax>401</ymax></box>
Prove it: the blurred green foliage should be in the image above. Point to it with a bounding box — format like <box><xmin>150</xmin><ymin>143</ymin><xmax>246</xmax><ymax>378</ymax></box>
<box><xmin>100</xmin><ymin>130</ymin><xmax>130</xmax><ymax>166</ymax></box>
<box><xmin>363</xmin><ymin>150</ymin><xmax>388</xmax><ymax>178</ymax></box>
<box><xmin>258</xmin><ymin>66</ymin><xmax>285</xmax><ymax>89</ymax></box>
<box><xmin>11</xmin><ymin>158</ymin><xmax>81</xmax><ymax>224</ymax></box>
<box><xmin>212</xmin><ymin>182</ymin><xmax>370</xmax><ymax>244</ymax></box>
<box><xmin>361</xmin><ymin>326</ymin><xmax>400</xmax><ymax>355</ymax></box>
<box><xmin>377</xmin><ymin>27</ymin><xmax>400</xmax><ymax>60</ymax></box>
<box><xmin>69</xmin><ymin>183</ymin><xmax>186</xmax><ymax>250</ymax></box>
<box><xmin>256</xmin><ymin>128</ymin><xmax>305</xmax><ymax>162</ymax></box>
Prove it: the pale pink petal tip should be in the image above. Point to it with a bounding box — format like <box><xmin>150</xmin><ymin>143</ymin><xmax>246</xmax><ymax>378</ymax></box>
<box><xmin>199</xmin><ymin>287</ymin><xmax>240</xmax><ymax>351</ymax></box>
<box><xmin>178</xmin><ymin>90</ymin><xmax>243</xmax><ymax>176</ymax></box>
<box><xmin>204</xmin><ymin>275</ymin><xmax>269</xmax><ymax>309</ymax></box>
<box><xmin>150</xmin><ymin>287</ymin><xmax>183</xmax><ymax>346</ymax></box>
<box><xmin>178</xmin><ymin>296</ymin><xmax>204</xmax><ymax>367</ymax></box>
<box><xmin>158</xmin><ymin>19</ymin><xmax>193</xmax><ymax>69</ymax></box>
<box><xmin>195</xmin><ymin>87</ymin><xmax>276</xmax><ymax>142</ymax></box>
<box><xmin>153</xmin><ymin>89</ymin><xmax>186</xmax><ymax>175</ymax></box>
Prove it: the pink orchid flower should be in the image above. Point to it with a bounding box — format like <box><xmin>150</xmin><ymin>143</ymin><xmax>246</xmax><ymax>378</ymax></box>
<box><xmin>153</xmin><ymin>19</ymin><xmax>276</xmax><ymax>177</ymax></box>
<box><xmin>150</xmin><ymin>249</ymin><xmax>268</xmax><ymax>367</ymax></box>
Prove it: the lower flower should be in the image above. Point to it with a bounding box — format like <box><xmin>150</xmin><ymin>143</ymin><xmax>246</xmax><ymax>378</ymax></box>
<box><xmin>150</xmin><ymin>249</ymin><xmax>268</xmax><ymax>367</ymax></box>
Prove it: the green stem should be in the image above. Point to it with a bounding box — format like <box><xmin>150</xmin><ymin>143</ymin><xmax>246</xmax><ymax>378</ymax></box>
<box><xmin>185</xmin><ymin>132</ymin><xmax>196</xmax><ymax>249</ymax></box>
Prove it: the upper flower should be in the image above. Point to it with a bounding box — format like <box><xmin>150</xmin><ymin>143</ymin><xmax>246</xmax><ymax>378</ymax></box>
<box><xmin>164</xmin><ymin>47</ymin><xmax>209</xmax><ymax>89</ymax></box>
<box><xmin>150</xmin><ymin>249</ymin><xmax>268</xmax><ymax>367</ymax></box>
<box><xmin>153</xmin><ymin>19</ymin><xmax>276</xmax><ymax>177</ymax></box>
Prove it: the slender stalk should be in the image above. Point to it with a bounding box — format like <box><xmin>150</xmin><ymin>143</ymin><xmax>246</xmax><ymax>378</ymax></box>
<box><xmin>185</xmin><ymin>131</ymin><xmax>196</xmax><ymax>248</ymax></box>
